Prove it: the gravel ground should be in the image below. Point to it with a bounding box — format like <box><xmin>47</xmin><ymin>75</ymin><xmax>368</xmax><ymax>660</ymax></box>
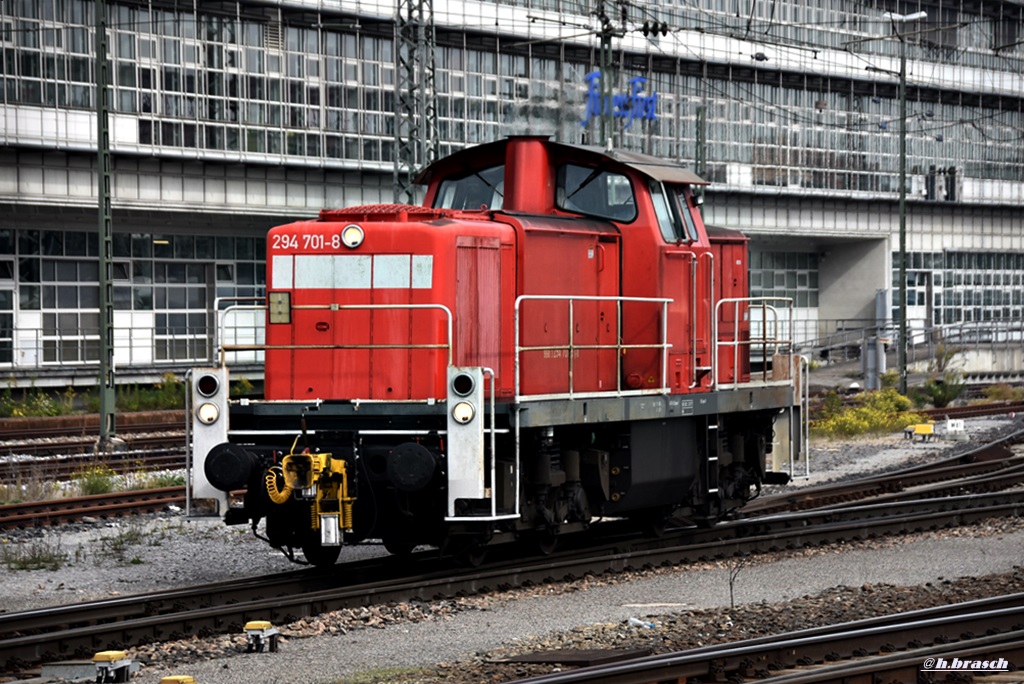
<box><xmin>3</xmin><ymin>416</ymin><xmax>1023</xmax><ymax>684</ymax></box>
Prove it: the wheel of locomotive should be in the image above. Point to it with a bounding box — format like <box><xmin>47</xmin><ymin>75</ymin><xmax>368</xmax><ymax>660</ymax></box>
<box><xmin>628</xmin><ymin>508</ymin><xmax>671</xmax><ymax>537</ymax></box>
<box><xmin>692</xmin><ymin>497</ymin><xmax>722</xmax><ymax>529</ymax></box>
<box><xmin>458</xmin><ymin>545</ymin><xmax>488</xmax><ymax>568</ymax></box>
<box><xmin>535</xmin><ymin>531</ymin><xmax>558</xmax><ymax>556</ymax></box>
<box><xmin>645</xmin><ymin>516</ymin><xmax>668</xmax><ymax>538</ymax></box>
<box><xmin>383</xmin><ymin>538</ymin><xmax>416</xmax><ymax>556</ymax></box>
<box><xmin>301</xmin><ymin>541</ymin><xmax>342</xmax><ymax>567</ymax></box>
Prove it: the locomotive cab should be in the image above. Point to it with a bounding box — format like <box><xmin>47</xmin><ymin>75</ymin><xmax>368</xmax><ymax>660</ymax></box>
<box><xmin>189</xmin><ymin>137</ymin><xmax>803</xmax><ymax>567</ymax></box>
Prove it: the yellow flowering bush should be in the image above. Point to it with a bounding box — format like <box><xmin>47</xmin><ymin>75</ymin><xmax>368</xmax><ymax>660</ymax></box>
<box><xmin>812</xmin><ymin>388</ymin><xmax>927</xmax><ymax>438</ymax></box>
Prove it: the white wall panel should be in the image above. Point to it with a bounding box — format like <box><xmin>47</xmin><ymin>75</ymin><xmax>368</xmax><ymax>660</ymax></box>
<box><xmin>226</xmin><ymin>179</ymin><xmax>247</xmax><ymax>204</ymax></box>
<box><xmin>68</xmin><ymin>169</ymin><xmax>92</xmax><ymax>197</ymax></box>
<box><xmin>43</xmin><ymin>168</ymin><xmax>67</xmax><ymax>196</ymax></box>
<box><xmin>204</xmin><ymin>177</ymin><xmax>227</xmax><ymax>205</ymax></box>
<box><xmin>111</xmin><ymin>114</ymin><xmax>139</xmax><ymax>145</ymax></box>
<box><xmin>18</xmin><ymin>166</ymin><xmax>43</xmax><ymax>195</ymax></box>
<box><xmin>182</xmin><ymin>176</ymin><xmax>205</xmax><ymax>204</ymax></box>
<box><xmin>266</xmin><ymin>180</ymin><xmax>288</xmax><ymax>206</ymax></box>
<box><xmin>138</xmin><ymin>173</ymin><xmax>162</xmax><ymax>201</ymax></box>
<box><xmin>286</xmin><ymin>182</ymin><xmax>307</xmax><ymax>208</ymax></box>
<box><xmin>163</xmin><ymin>175</ymin><xmax>184</xmax><ymax>202</ymax></box>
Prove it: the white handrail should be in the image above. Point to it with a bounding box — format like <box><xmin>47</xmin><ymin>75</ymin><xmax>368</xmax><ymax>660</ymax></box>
<box><xmin>218</xmin><ymin>303</ymin><xmax>454</xmax><ymax>368</ymax></box>
<box><xmin>713</xmin><ymin>296</ymin><xmax>796</xmax><ymax>390</ymax></box>
<box><xmin>513</xmin><ymin>294</ymin><xmax>673</xmax><ymax>402</ymax></box>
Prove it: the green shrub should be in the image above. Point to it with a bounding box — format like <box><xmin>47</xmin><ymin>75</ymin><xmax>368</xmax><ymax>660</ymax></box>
<box><xmin>820</xmin><ymin>390</ymin><xmax>843</xmax><ymax>419</ymax></box>
<box><xmin>85</xmin><ymin>372</ymin><xmax>186</xmax><ymax>413</ymax></box>
<box><xmin>915</xmin><ymin>373</ymin><xmax>966</xmax><ymax>409</ymax></box>
<box><xmin>0</xmin><ymin>382</ymin><xmax>71</xmax><ymax>418</ymax></box>
<box><xmin>983</xmin><ymin>384</ymin><xmax>1024</xmax><ymax>402</ymax></box>
<box><xmin>231</xmin><ymin>376</ymin><xmax>255</xmax><ymax>397</ymax></box>
<box><xmin>116</xmin><ymin>379</ymin><xmax>176</xmax><ymax>412</ymax></box>
<box><xmin>74</xmin><ymin>464</ymin><xmax>117</xmax><ymax>496</ymax></box>
<box><xmin>137</xmin><ymin>471</ymin><xmax>186</xmax><ymax>489</ymax></box>
<box><xmin>910</xmin><ymin>343</ymin><xmax>967</xmax><ymax>409</ymax></box>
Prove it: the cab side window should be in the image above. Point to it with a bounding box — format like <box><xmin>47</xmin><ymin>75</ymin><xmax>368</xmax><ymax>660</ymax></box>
<box><xmin>556</xmin><ymin>164</ymin><xmax>636</xmax><ymax>222</ymax></box>
<box><xmin>650</xmin><ymin>181</ymin><xmax>682</xmax><ymax>242</ymax></box>
<box><xmin>434</xmin><ymin>165</ymin><xmax>505</xmax><ymax>210</ymax></box>
<box><xmin>668</xmin><ymin>185</ymin><xmax>700</xmax><ymax>242</ymax></box>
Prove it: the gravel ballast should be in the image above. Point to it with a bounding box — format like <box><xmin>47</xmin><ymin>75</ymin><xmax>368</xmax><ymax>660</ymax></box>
<box><xmin>2</xmin><ymin>417</ymin><xmax>1022</xmax><ymax>684</ymax></box>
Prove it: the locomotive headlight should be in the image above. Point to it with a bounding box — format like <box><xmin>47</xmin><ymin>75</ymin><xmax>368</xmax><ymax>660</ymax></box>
<box><xmin>196</xmin><ymin>402</ymin><xmax>220</xmax><ymax>425</ymax></box>
<box><xmin>341</xmin><ymin>224</ymin><xmax>364</xmax><ymax>248</ymax></box>
<box><xmin>451</xmin><ymin>401</ymin><xmax>475</xmax><ymax>424</ymax></box>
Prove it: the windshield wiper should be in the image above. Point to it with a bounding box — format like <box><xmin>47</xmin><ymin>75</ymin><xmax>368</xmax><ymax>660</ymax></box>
<box><xmin>566</xmin><ymin>167</ymin><xmax>602</xmax><ymax>201</ymax></box>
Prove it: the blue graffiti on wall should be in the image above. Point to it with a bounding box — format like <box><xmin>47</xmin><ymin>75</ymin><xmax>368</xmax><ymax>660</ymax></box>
<box><xmin>581</xmin><ymin>71</ymin><xmax>658</xmax><ymax>129</ymax></box>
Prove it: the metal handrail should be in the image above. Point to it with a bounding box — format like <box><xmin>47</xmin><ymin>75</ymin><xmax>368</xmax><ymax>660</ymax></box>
<box><xmin>213</xmin><ymin>296</ymin><xmax>265</xmax><ymax>362</ymax></box>
<box><xmin>690</xmin><ymin>251</ymin><xmax>715</xmax><ymax>388</ymax></box>
<box><xmin>714</xmin><ymin>296</ymin><xmax>796</xmax><ymax>390</ymax></box>
<box><xmin>513</xmin><ymin>294</ymin><xmax>673</xmax><ymax>402</ymax></box>
<box><xmin>218</xmin><ymin>302</ymin><xmax>454</xmax><ymax>369</ymax></box>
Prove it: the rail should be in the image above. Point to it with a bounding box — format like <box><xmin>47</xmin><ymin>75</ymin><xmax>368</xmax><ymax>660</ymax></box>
<box><xmin>513</xmin><ymin>294</ymin><xmax>673</xmax><ymax>402</ymax></box>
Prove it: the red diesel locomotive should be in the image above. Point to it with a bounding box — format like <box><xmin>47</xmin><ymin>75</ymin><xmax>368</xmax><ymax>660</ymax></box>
<box><xmin>190</xmin><ymin>137</ymin><xmax>803</xmax><ymax>567</ymax></box>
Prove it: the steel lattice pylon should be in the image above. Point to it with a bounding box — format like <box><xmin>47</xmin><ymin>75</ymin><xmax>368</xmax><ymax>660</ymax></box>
<box><xmin>394</xmin><ymin>0</ymin><xmax>438</xmax><ymax>204</ymax></box>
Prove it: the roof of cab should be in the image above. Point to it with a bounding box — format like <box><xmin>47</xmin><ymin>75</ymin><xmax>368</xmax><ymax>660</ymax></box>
<box><xmin>415</xmin><ymin>137</ymin><xmax>708</xmax><ymax>186</ymax></box>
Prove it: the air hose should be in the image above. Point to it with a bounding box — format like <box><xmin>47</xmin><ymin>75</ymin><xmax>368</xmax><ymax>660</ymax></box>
<box><xmin>265</xmin><ymin>465</ymin><xmax>292</xmax><ymax>504</ymax></box>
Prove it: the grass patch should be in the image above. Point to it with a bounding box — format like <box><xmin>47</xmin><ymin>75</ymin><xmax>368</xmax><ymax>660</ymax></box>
<box><xmin>0</xmin><ymin>472</ymin><xmax>63</xmax><ymax>505</ymax></box>
<box><xmin>96</xmin><ymin>521</ymin><xmax>148</xmax><ymax>564</ymax></box>
<box><xmin>1</xmin><ymin>538</ymin><xmax>69</xmax><ymax>571</ymax></box>
<box><xmin>140</xmin><ymin>471</ymin><xmax>186</xmax><ymax>489</ymax></box>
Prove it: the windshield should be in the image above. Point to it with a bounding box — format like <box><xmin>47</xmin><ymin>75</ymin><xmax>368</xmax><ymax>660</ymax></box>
<box><xmin>433</xmin><ymin>165</ymin><xmax>504</xmax><ymax>210</ymax></box>
<box><xmin>556</xmin><ymin>164</ymin><xmax>636</xmax><ymax>222</ymax></box>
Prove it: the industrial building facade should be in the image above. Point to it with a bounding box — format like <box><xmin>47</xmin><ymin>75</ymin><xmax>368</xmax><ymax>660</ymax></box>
<box><xmin>1</xmin><ymin>0</ymin><xmax>1022</xmax><ymax>384</ymax></box>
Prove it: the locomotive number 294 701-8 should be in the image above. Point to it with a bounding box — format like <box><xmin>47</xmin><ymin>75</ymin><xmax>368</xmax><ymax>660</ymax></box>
<box><xmin>271</xmin><ymin>232</ymin><xmax>341</xmax><ymax>251</ymax></box>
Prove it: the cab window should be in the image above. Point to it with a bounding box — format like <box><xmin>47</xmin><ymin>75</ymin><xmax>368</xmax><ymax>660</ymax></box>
<box><xmin>667</xmin><ymin>184</ymin><xmax>700</xmax><ymax>242</ymax></box>
<box><xmin>434</xmin><ymin>164</ymin><xmax>504</xmax><ymax>210</ymax></box>
<box><xmin>650</xmin><ymin>181</ymin><xmax>680</xmax><ymax>242</ymax></box>
<box><xmin>556</xmin><ymin>164</ymin><xmax>636</xmax><ymax>222</ymax></box>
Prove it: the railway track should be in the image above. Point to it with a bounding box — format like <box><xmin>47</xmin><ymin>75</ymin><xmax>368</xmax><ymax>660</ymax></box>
<box><xmin>0</xmin><ymin>411</ymin><xmax>186</xmax><ymax>486</ymax></box>
<box><xmin>0</xmin><ymin>431</ymin><xmax>185</xmax><ymax>460</ymax></box>
<box><xmin>919</xmin><ymin>400</ymin><xmax>1024</xmax><ymax>420</ymax></box>
<box><xmin>3</xmin><ymin>423</ymin><xmax>1019</xmax><ymax>532</ymax></box>
<box><xmin>0</xmin><ymin>447</ymin><xmax>186</xmax><ymax>485</ymax></box>
<box><xmin>1</xmin><ymin>426</ymin><xmax>1022</xmax><ymax>674</ymax></box>
<box><xmin>504</xmin><ymin>593</ymin><xmax>1024</xmax><ymax>683</ymax></box>
<box><xmin>0</xmin><ymin>410</ymin><xmax>185</xmax><ymax>459</ymax></box>
<box><xmin>806</xmin><ymin>397</ymin><xmax>1024</xmax><ymax>422</ymax></box>
<box><xmin>0</xmin><ymin>487</ymin><xmax>185</xmax><ymax>530</ymax></box>
<box><xmin>2</xmin><ymin>471</ymin><xmax>1023</xmax><ymax>672</ymax></box>
<box><xmin>743</xmin><ymin>429</ymin><xmax>1024</xmax><ymax>515</ymax></box>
